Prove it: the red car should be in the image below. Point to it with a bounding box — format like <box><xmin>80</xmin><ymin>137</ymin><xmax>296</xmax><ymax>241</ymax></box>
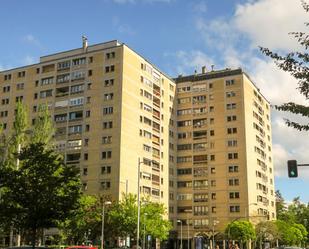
<box><xmin>65</xmin><ymin>246</ymin><xmax>98</xmax><ymax>249</ymax></box>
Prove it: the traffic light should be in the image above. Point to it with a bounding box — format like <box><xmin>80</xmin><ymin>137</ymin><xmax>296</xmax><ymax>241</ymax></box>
<box><xmin>287</xmin><ymin>160</ymin><xmax>298</xmax><ymax>177</ymax></box>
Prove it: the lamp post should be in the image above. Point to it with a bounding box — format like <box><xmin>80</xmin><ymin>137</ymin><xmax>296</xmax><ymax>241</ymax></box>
<box><xmin>137</xmin><ymin>158</ymin><xmax>145</xmax><ymax>249</ymax></box>
<box><xmin>184</xmin><ymin>210</ymin><xmax>191</xmax><ymax>249</ymax></box>
<box><xmin>101</xmin><ymin>201</ymin><xmax>112</xmax><ymax>249</ymax></box>
<box><xmin>143</xmin><ymin>213</ymin><xmax>148</xmax><ymax>249</ymax></box>
<box><xmin>212</xmin><ymin>220</ymin><xmax>219</xmax><ymax>249</ymax></box>
<box><xmin>177</xmin><ymin>220</ymin><xmax>183</xmax><ymax>249</ymax></box>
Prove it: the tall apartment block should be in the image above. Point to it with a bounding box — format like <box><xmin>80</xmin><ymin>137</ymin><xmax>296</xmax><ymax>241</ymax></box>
<box><xmin>0</xmin><ymin>40</ymin><xmax>176</xmax><ymax>211</ymax></box>
<box><xmin>0</xmin><ymin>40</ymin><xmax>276</xmax><ymax>247</ymax></box>
<box><xmin>171</xmin><ymin>68</ymin><xmax>276</xmax><ymax>248</ymax></box>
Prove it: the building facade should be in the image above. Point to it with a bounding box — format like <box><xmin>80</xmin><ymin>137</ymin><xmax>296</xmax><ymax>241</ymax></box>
<box><xmin>0</xmin><ymin>40</ymin><xmax>276</xmax><ymax>246</ymax></box>
<box><xmin>172</xmin><ymin>68</ymin><xmax>276</xmax><ymax>247</ymax></box>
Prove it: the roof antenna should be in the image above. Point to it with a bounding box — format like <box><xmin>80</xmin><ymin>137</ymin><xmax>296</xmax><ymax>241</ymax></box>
<box><xmin>82</xmin><ymin>36</ymin><xmax>88</xmax><ymax>52</ymax></box>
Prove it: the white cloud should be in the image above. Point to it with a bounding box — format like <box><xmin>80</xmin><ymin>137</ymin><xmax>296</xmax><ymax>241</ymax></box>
<box><xmin>22</xmin><ymin>34</ymin><xmax>43</xmax><ymax>48</ymax></box>
<box><xmin>112</xmin><ymin>17</ymin><xmax>136</xmax><ymax>35</ymax></box>
<box><xmin>234</xmin><ymin>0</ymin><xmax>307</xmax><ymax>51</ymax></box>
<box><xmin>164</xmin><ymin>50</ymin><xmax>214</xmax><ymax>76</ymax></box>
<box><xmin>22</xmin><ymin>55</ymin><xmax>37</xmax><ymax>65</ymax></box>
<box><xmin>183</xmin><ymin>0</ymin><xmax>309</xmax><ymax>180</ymax></box>
<box><xmin>272</xmin><ymin>111</ymin><xmax>309</xmax><ymax>179</ymax></box>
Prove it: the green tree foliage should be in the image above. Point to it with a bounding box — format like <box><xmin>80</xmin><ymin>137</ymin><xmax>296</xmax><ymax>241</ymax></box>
<box><xmin>108</xmin><ymin>194</ymin><xmax>172</xmax><ymax>242</ymax></box>
<box><xmin>225</xmin><ymin>220</ymin><xmax>256</xmax><ymax>242</ymax></box>
<box><xmin>255</xmin><ymin>221</ymin><xmax>279</xmax><ymax>249</ymax></box>
<box><xmin>32</xmin><ymin>104</ymin><xmax>55</xmax><ymax>145</ymax></box>
<box><xmin>141</xmin><ymin>200</ymin><xmax>172</xmax><ymax>241</ymax></box>
<box><xmin>58</xmin><ymin>195</ymin><xmax>102</xmax><ymax>244</ymax></box>
<box><xmin>260</xmin><ymin>0</ymin><xmax>309</xmax><ymax>131</ymax></box>
<box><xmin>0</xmin><ymin>143</ymin><xmax>81</xmax><ymax>249</ymax></box>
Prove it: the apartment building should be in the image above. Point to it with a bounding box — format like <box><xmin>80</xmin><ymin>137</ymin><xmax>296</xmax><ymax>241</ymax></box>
<box><xmin>172</xmin><ymin>68</ymin><xmax>276</xmax><ymax>248</ymax></box>
<box><xmin>0</xmin><ymin>40</ymin><xmax>176</xmax><ymax>210</ymax></box>
<box><xmin>0</xmin><ymin>40</ymin><xmax>276</xmax><ymax>248</ymax></box>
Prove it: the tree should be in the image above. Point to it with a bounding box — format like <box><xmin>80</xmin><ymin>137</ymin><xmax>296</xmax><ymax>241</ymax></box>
<box><xmin>275</xmin><ymin>220</ymin><xmax>307</xmax><ymax>246</ymax></box>
<box><xmin>225</xmin><ymin>221</ymin><xmax>256</xmax><ymax>245</ymax></box>
<box><xmin>260</xmin><ymin>0</ymin><xmax>309</xmax><ymax>131</ymax></box>
<box><xmin>32</xmin><ymin>104</ymin><xmax>55</xmax><ymax>145</ymax></box>
<box><xmin>255</xmin><ymin>221</ymin><xmax>279</xmax><ymax>249</ymax></box>
<box><xmin>108</xmin><ymin>194</ymin><xmax>172</xmax><ymax>244</ymax></box>
<box><xmin>58</xmin><ymin>195</ymin><xmax>102</xmax><ymax>244</ymax></box>
<box><xmin>0</xmin><ymin>143</ymin><xmax>81</xmax><ymax>249</ymax></box>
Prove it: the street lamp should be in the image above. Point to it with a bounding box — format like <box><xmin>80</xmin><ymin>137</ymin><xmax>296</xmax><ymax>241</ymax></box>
<box><xmin>101</xmin><ymin>201</ymin><xmax>112</xmax><ymax>249</ymax></box>
<box><xmin>212</xmin><ymin>220</ymin><xmax>219</xmax><ymax>249</ymax></box>
<box><xmin>177</xmin><ymin>220</ymin><xmax>183</xmax><ymax>249</ymax></box>
<box><xmin>137</xmin><ymin>158</ymin><xmax>145</xmax><ymax>249</ymax></box>
<box><xmin>184</xmin><ymin>210</ymin><xmax>192</xmax><ymax>249</ymax></box>
<box><xmin>143</xmin><ymin>213</ymin><xmax>148</xmax><ymax>249</ymax></box>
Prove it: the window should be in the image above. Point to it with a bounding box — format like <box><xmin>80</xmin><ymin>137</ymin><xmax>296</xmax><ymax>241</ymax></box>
<box><xmin>16</xmin><ymin>83</ymin><xmax>25</xmax><ymax>90</ymax></box>
<box><xmin>68</xmin><ymin>125</ymin><xmax>82</xmax><ymax>134</ymax></box>
<box><xmin>104</xmin><ymin>93</ymin><xmax>114</xmax><ymax>101</ymax></box>
<box><xmin>102</xmin><ymin>151</ymin><xmax>112</xmax><ymax>159</ymax></box>
<box><xmin>41</xmin><ymin>77</ymin><xmax>54</xmax><ymax>85</ymax></box>
<box><xmin>226</xmin><ymin>103</ymin><xmax>237</xmax><ymax>110</ymax></box>
<box><xmin>101</xmin><ymin>181</ymin><xmax>111</xmax><ymax>190</ymax></box>
<box><xmin>84</xmin><ymin>153</ymin><xmax>88</xmax><ymax>161</ymax></box>
<box><xmin>15</xmin><ymin>96</ymin><xmax>23</xmax><ymax>102</ymax></box>
<box><xmin>3</xmin><ymin>86</ymin><xmax>10</xmax><ymax>93</ymax></box>
<box><xmin>103</xmin><ymin>121</ymin><xmax>113</xmax><ymax>129</ymax></box>
<box><xmin>103</xmin><ymin>107</ymin><xmax>113</xmax><ymax>114</ymax></box>
<box><xmin>229</xmin><ymin>178</ymin><xmax>239</xmax><ymax>186</ymax></box>
<box><xmin>105</xmin><ymin>65</ymin><xmax>115</xmax><ymax>73</ymax></box>
<box><xmin>227</xmin><ymin>115</ymin><xmax>237</xmax><ymax>122</ymax></box>
<box><xmin>229</xmin><ymin>165</ymin><xmax>238</xmax><ymax>173</ymax></box>
<box><xmin>83</xmin><ymin>168</ymin><xmax>88</xmax><ymax>176</ymax></box>
<box><xmin>18</xmin><ymin>71</ymin><xmax>26</xmax><ymax>77</ymax></box>
<box><xmin>58</xmin><ymin>61</ymin><xmax>70</xmax><ymax>70</ymax></box>
<box><xmin>102</xmin><ymin>136</ymin><xmax>112</xmax><ymax>144</ymax></box>
<box><xmin>70</xmin><ymin>97</ymin><xmax>84</xmax><ymax>106</ymax></box>
<box><xmin>228</xmin><ymin>153</ymin><xmax>238</xmax><ymax>159</ymax></box>
<box><xmin>106</xmin><ymin>51</ymin><xmax>116</xmax><ymax>59</ymax></box>
<box><xmin>4</xmin><ymin>74</ymin><xmax>12</xmax><ymax>80</ymax></box>
<box><xmin>229</xmin><ymin>192</ymin><xmax>240</xmax><ymax>199</ymax></box>
<box><xmin>226</xmin><ymin>91</ymin><xmax>236</xmax><ymax>97</ymax></box>
<box><xmin>227</xmin><ymin>140</ymin><xmax>237</xmax><ymax>147</ymax></box>
<box><xmin>226</xmin><ymin>79</ymin><xmax>235</xmax><ymax>86</ymax></box>
<box><xmin>101</xmin><ymin>166</ymin><xmax>111</xmax><ymax>174</ymax></box>
<box><xmin>57</xmin><ymin>73</ymin><xmax>70</xmax><ymax>83</ymax></box>
<box><xmin>104</xmin><ymin>79</ymin><xmax>114</xmax><ymax>87</ymax></box>
<box><xmin>40</xmin><ymin>90</ymin><xmax>53</xmax><ymax>98</ymax></box>
<box><xmin>72</xmin><ymin>57</ymin><xmax>86</xmax><ymax>66</ymax></box>
<box><xmin>71</xmin><ymin>84</ymin><xmax>84</xmax><ymax>93</ymax></box>
<box><xmin>177</xmin><ymin>120</ymin><xmax>191</xmax><ymax>127</ymax></box>
<box><xmin>71</xmin><ymin>71</ymin><xmax>85</xmax><ymax>81</ymax></box>
<box><xmin>229</xmin><ymin>205</ymin><xmax>240</xmax><ymax>213</ymax></box>
<box><xmin>1</xmin><ymin>98</ymin><xmax>9</xmax><ymax>105</ymax></box>
<box><xmin>227</xmin><ymin>128</ymin><xmax>237</xmax><ymax>134</ymax></box>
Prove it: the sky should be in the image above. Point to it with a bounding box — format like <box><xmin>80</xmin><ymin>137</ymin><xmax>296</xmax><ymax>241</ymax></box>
<box><xmin>0</xmin><ymin>0</ymin><xmax>308</xmax><ymax>202</ymax></box>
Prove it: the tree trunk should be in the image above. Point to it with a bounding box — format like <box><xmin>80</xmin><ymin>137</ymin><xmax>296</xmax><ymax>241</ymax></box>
<box><xmin>31</xmin><ymin>227</ymin><xmax>37</xmax><ymax>249</ymax></box>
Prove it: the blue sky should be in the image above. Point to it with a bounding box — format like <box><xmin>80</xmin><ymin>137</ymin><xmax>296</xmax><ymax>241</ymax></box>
<box><xmin>1</xmin><ymin>0</ymin><xmax>308</xmax><ymax>203</ymax></box>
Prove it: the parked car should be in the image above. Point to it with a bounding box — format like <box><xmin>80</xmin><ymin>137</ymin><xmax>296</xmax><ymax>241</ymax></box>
<box><xmin>65</xmin><ymin>246</ymin><xmax>98</xmax><ymax>249</ymax></box>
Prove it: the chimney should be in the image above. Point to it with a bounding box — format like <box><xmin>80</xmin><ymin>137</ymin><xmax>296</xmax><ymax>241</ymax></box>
<box><xmin>211</xmin><ymin>65</ymin><xmax>215</xmax><ymax>71</ymax></box>
<box><xmin>82</xmin><ymin>36</ymin><xmax>88</xmax><ymax>52</ymax></box>
<box><xmin>202</xmin><ymin>66</ymin><xmax>206</xmax><ymax>74</ymax></box>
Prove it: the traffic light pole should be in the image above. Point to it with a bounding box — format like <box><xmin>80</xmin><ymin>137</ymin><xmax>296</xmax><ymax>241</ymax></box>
<box><xmin>287</xmin><ymin>160</ymin><xmax>309</xmax><ymax>178</ymax></box>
